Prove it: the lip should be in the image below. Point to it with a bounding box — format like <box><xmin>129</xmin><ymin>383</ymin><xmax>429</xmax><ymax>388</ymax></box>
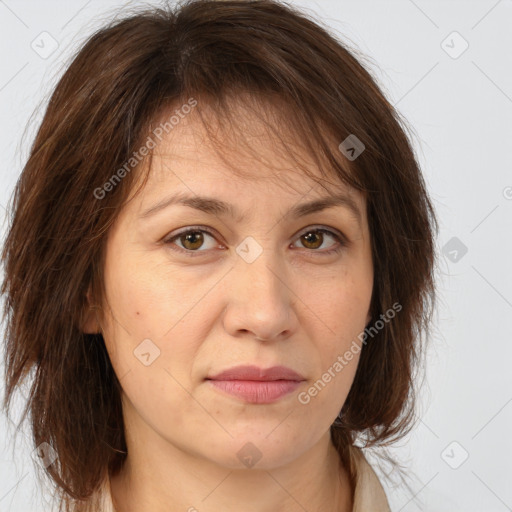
<box><xmin>206</xmin><ymin>365</ymin><xmax>306</xmax><ymax>404</ymax></box>
<box><xmin>207</xmin><ymin>365</ymin><xmax>305</xmax><ymax>382</ymax></box>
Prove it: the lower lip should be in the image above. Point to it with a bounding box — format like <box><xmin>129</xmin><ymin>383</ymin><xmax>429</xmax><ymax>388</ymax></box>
<box><xmin>207</xmin><ymin>379</ymin><xmax>303</xmax><ymax>404</ymax></box>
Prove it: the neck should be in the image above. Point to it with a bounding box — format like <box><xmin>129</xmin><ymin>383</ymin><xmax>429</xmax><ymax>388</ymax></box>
<box><xmin>109</xmin><ymin>428</ymin><xmax>353</xmax><ymax>512</ymax></box>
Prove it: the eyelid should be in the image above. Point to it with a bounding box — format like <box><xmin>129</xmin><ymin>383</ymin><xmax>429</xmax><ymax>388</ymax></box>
<box><xmin>295</xmin><ymin>225</ymin><xmax>347</xmax><ymax>244</ymax></box>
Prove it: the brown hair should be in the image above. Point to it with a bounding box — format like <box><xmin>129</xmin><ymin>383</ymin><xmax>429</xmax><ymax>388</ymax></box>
<box><xmin>1</xmin><ymin>0</ymin><xmax>438</xmax><ymax>509</ymax></box>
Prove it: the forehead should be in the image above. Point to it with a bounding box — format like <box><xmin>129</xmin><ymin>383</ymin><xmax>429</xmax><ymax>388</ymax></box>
<box><xmin>141</xmin><ymin>93</ymin><xmax>359</xmax><ymax>200</ymax></box>
<box><xmin>121</xmin><ymin>96</ymin><xmax>368</xmax><ymax>235</ymax></box>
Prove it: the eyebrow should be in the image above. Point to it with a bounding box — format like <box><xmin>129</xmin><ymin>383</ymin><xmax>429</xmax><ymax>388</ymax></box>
<box><xmin>139</xmin><ymin>191</ymin><xmax>362</xmax><ymax>227</ymax></box>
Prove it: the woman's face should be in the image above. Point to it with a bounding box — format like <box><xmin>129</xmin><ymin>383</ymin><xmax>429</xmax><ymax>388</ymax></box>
<box><xmin>89</xmin><ymin>104</ymin><xmax>373</xmax><ymax>471</ymax></box>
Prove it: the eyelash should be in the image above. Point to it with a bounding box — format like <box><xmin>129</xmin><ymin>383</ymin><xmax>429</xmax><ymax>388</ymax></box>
<box><xmin>163</xmin><ymin>225</ymin><xmax>347</xmax><ymax>258</ymax></box>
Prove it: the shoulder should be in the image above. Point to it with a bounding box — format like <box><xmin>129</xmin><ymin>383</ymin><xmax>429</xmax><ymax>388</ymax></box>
<box><xmin>87</xmin><ymin>474</ymin><xmax>116</xmax><ymax>512</ymax></box>
<box><xmin>350</xmin><ymin>445</ymin><xmax>391</xmax><ymax>512</ymax></box>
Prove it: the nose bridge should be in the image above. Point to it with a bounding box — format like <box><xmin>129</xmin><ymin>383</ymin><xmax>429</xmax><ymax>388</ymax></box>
<box><xmin>246</xmin><ymin>249</ymin><xmax>283</xmax><ymax>297</ymax></box>
<box><xmin>238</xmin><ymin>236</ymin><xmax>287</xmax><ymax>302</ymax></box>
<box><xmin>224</xmin><ymin>236</ymin><xmax>295</xmax><ymax>340</ymax></box>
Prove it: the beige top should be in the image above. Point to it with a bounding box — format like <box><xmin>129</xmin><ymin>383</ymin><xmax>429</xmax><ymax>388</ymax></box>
<box><xmin>350</xmin><ymin>446</ymin><xmax>391</xmax><ymax>511</ymax></box>
<box><xmin>92</xmin><ymin>447</ymin><xmax>390</xmax><ymax>512</ymax></box>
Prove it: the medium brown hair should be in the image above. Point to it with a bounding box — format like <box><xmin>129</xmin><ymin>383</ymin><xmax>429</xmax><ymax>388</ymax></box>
<box><xmin>1</xmin><ymin>0</ymin><xmax>438</xmax><ymax>509</ymax></box>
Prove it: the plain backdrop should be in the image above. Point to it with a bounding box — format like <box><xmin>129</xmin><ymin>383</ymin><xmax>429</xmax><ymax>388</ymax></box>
<box><xmin>1</xmin><ymin>0</ymin><xmax>511</xmax><ymax>510</ymax></box>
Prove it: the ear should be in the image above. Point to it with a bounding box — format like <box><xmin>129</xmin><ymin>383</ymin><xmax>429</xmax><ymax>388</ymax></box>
<box><xmin>81</xmin><ymin>287</ymin><xmax>102</xmax><ymax>334</ymax></box>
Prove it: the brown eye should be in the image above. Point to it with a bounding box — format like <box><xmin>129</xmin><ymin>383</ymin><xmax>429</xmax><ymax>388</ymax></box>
<box><xmin>301</xmin><ymin>230</ymin><xmax>324</xmax><ymax>249</ymax></box>
<box><xmin>179</xmin><ymin>231</ymin><xmax>204</xmax><ymax>250</ymax></box>
<box><xmin>164</xmin><ymin>226</ymin><xmax>346</xmax><ymax>258</ymax></box>
<box><xmin>293</xmin><ymin>227</ymin><xmax>346</xmax><ymax>255</ymax></box>
<box><xmin>164</xmin><ymin>227</ymin><xmax>219</xmax><ymax>256</ymax></box>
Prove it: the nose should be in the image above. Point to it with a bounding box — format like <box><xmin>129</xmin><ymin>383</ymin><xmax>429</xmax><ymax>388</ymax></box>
<box><xmin>222</xmin><ymin>248</ymin><xmax>298</xmax><ymax>343</ymax></box>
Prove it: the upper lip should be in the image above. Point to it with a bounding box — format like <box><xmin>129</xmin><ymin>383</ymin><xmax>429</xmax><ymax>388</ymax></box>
<box><xmin>207</xmin><ymin>365</ymin><xmax>305</xmax><ymax>381</ymax></box>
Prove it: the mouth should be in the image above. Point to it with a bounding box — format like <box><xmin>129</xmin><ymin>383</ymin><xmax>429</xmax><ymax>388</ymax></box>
<box><xmin>205</xmin><ymin>365</ymin><xmax>306</xmax><ymax>404</ymax></box>
<box><xmin>206</xmin><ymin>379</ymin><xmax>303</xmax><ymax>404</ymax></box>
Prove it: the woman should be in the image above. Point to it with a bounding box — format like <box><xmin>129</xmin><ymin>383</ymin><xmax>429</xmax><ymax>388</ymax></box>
<box><xmin>1</xmin><ymin>1</ymin><xmax>438</xmax><ymax>510</ymax></box>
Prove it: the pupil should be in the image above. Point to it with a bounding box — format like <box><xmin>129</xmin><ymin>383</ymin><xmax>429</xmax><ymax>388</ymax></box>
<box><xmin>183</xmin><ymin>232</ymin><xmax>203</xmax><ymax>249</ymax></box>
<box><xmin>303</xmin><ymin>231</ymin><xmax>322</xmax><ymax>248</ymax></box>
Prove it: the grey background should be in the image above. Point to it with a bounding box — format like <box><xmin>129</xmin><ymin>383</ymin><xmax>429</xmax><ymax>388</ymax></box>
<box><xmin>1</xmin><ymin>0</ymin><xmax>511</xmax><ymax>510</ymax></box>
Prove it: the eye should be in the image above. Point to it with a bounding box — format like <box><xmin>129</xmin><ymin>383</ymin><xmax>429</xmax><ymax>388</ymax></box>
<box><xmin>292</xmin><ymin>227</ymin><xmax>346</xmax><ymax>255</ymax></box>
<box><xmin>164</xmin><ymin>226</ymin><xmax>220</xmax><ymax>257</ymax></box>
<box><xmin>163</xmin><ymin>225</ymin><xmax>347</xmax><ymax>257</ymax></box>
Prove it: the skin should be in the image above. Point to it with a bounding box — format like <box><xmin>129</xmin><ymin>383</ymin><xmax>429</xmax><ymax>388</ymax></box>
<box><xmin>83</xmin><ymin>98</ymin><xmax>374</xmax><ymax>512</ymax></box>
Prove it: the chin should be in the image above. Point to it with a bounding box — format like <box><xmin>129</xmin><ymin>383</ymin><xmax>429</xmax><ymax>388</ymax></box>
<box><xmin>204</xmin><ymin>432</ymin><xmax>308</xmax><ymax>471</ymax></box>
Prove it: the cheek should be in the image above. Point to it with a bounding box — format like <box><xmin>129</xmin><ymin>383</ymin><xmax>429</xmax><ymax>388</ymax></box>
<box><xmin>307</xmin><ymin>264</ymin><xmax>372</xmax><ymax>344</ymax></box>
<box><xmin>118</xmin><ymin>359</ymin><xmax>205</xmax><ymax>446</ymax></box>
<box><xmin>100</xmin><ymin>249</ymin><xmax>209</xmax><ymax>406</ymax></box>
<box><xmin>100</xmin><ymin>272</ymin><xmax>203</xmax><ymax>435</ymax></box>
<box><xmin>101</xmin><ymin>241</ymin><xmax>186</xmax><ymax>342</ymax></box>
<box><xmin>301</xmin><ymin>264</ymin><xmax>371</xmax><ymax>401</ymax></box>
